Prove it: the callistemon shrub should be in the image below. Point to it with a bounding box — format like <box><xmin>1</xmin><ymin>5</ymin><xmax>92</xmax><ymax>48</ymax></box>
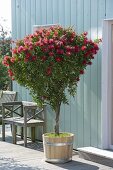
<box><xmin>3</xmin><ymin>26</ymin><xmax>100</xmax><ymax>110</ymax></box>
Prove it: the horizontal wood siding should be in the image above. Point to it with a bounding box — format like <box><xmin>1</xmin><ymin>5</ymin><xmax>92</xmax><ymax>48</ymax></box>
<box><xmin>11</xmin><ymin>0</ymin><xmax>108</xmax><ymax>148</ymax></box>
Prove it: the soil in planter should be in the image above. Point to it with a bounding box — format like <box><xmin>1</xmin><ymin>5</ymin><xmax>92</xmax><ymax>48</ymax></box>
<box><xmin>44</xmin><ymin>132</ymin><xmax>71</xmax><ymax>138</ymax></box>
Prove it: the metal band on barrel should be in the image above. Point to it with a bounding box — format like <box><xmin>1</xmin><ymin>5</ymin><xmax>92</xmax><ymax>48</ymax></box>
<box><xmin>44</xmin><ymin>142</ymin><xmax>73</xmax><ymax>146</ymax></box>
<box><xmin>45</xmin><ymin>158</ymin><xmax>72</xmax><ymax>163</ymax></box>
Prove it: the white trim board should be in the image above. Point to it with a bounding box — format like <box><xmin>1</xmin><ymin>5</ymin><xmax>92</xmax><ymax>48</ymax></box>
<box><xmin>78</xmin><ymin>147</ymin><xmax>113</xmax><ymax>159</ymax></box>
<box><xmin>102</xmin><ymin>19</ymin><xmax>113</xmax><ymax>149</ymax></box>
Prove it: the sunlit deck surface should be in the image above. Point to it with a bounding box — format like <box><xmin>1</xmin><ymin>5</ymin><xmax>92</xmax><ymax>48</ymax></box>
<box><xmin>0</xmin><ymin>126</ymin><xmax>112</xmax><ymax>170</ymax></box>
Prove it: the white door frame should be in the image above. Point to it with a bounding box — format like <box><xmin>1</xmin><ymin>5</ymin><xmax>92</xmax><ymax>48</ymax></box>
<box><xmin>102</xmin><ymin>19</ymin><xmax>113</xmax><ymax>149</ymax></box>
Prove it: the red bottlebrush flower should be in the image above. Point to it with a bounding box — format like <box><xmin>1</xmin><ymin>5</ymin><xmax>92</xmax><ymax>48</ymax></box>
<box><xmin>55</xmin><ymin>40</ymin><xmax>64</xmax><ymax>48</ymax></box>
<box><xmin>29</xmin><ymin>45</ymin><xmax>34</xmax><ymax>50</ymax></box>
<box><xmin>38</xmin><ymin>29</ymin><xmax>43</xmax><ymax>35</ymax></box>
<box><xmin>81</xmin><ymin>46</ymin><xmax>87</xmax><ymax>51</ymax></box>
<box><xmin>18</xmin><ymin>46</ymin><xmax>24</xmax><ymax>53</ymax></box>
<box><xmin>94</xmin><ymin>43</ymin><xmax>99</xmax><ymax>51</ymax></box>
<box><xmin>38</xmin><ymin>42</ymin><xmax>43</xmax><ymax>47</ymax></box>
<box><xmin>46</xmin><ymin>67</ymin><xmax>52</xmax><ymax>75</ymax></box>
<box><xmin>65</xmin><ymin>46</ymin><xmax>71</xmax><ymax>52</ymax></box>
<box><xmin>71</xmin><ymin>32</ymin><xmax>76</xmax><ymax>37</ymax></box>
<box><xmin>2</xmin><ymin>60</ymin><xmax>9</xmax><ymax>66</ymax></box>
<box><xmin>41</xmin><ymin>56</ymin><xmax>47</xmax><ymax>61</ymax></box>
<box><xmin>2</xmin><ymin>56</ymin><xmax>10</xmax><ymax>66</ymax></box>
<box><xmin>83</xmin><ymin>32</ymin><xmax>88</xmax><ymax>36</ymax></box>
<box><xmin>42</xmin><ymin>48</ymin><xmax>48</xmax><ymax>53</ymax></box>
<box><xmin>46</xmin><ymin>30</ymin><xmax>51</xmax><ymax>36</ymax></box>
<box><xmin>35</xmin><ymin>41</ymin><xmax>43</xmax><ymax>47</ymax></box>
<box><xmin>24</xmin><ymin>40</ymin><xmax>29</xmax><ymax>46</ymax></box>
<box><xmin>59</xmin><ymin>41</ymin><xmax>64</xmax><ymax>46</ymax></box>
<box><xmin>82</xmin><ymin>60</ymin><xmax>87</xmax><ymax>65</ymax></box>
<box><xmin>50</xmin><ymin>26</ymin><xmax>54</xmax><ymax>30</ymax></box>
<box><xmin>92</xmin><ymin>49</ymin><xmax>97</xmax><ymax>54</ymax></box>
<box><xmin>49</xmin><ymin>39</ymin><xmax>54</xmax><ymax>44</ymax></box>
<box><xmin>43</xmin><ymin>38</ymin><xmax>48</xmax><ymax>45</ymax></box>
<box><xmin>84</xmin><ymin>52</ymin><xmax>89</xmax><ymax>57</ymax></box>
<box><xmin>76</xmin><ymin>77</ymin><xmax>80</xmax><ymax>81</ymax></box>
<box><xmin>91</xmin><ymin>55</ymin><xmax>94</xmax><ymax>59</ymax></box>
<box><xmin>29</xmin><ymin>34</ymin><xmax>34</xmax><ymax>38</ymax></box>
<box><xmin>61</xmin><ymin>38</ymin><xmax>67</xmax><ymax>45</ymax></box>
<box><xmin>49</xmin><ymin>52</ymin><xmax>54</xmax><ymax>57</ymax></box>
<box><xmin>69</xmin><ymin>38</ymin><xmax>74</xmax><ymax>43</ymax></box>
<box><xmin>8</xmin><ymin>69</ymin><xmax>14</xmax><ymax>77</ymax></box>
<box><xmin>4</xmin><ymin>55</ymin><xmax>10</xmax><ymax>61</ymax></box>
<box><xmin>74</xmin><ymin>46</ymin><xmax>79</xmax><ymax>52</ymax></box>
<box><xmin>10</xmin><ymin>57</ymin><xmax>16</xmax><ymax>63</ymax></box>
<box><xmin>87</xmin><ymin>61</ymin><xmax>92</xmax><ymax>65</ymax></box>
<box><xmin>84</xmin><ymin>38</ymin><xmax>88</xmax><ymax>45</ymax></box>
<box><xmin>70</xmin><ymin>47</ymin><xmax>75</xmax><ymax>52</ymax></box>
<box><xmin>56</xmin><ymin>49</ymin><xmax>64</xmax><ymax>55</ymax></box>
<box><xmin>54</xmin><ymin>31</ymin><xmax>58</xmax><ymax>36</ymax></box>
<box><xmin>89</xmin><ymin>40</ymin><xmax>93</xmax><ymax>44</ymax></box>
<box><xmin>26</xmin><ymin>53</ymin><xmax>31</xmax><ymax>58</ymax></box>
<box><xmin>35</xmin><ymin>41</ymin><xmax>40</xmax><ymax>46</ymax></box>
<box><xmin>34</xmin><ymin>32</ymin><xmax>38</xmax><ymax>37</ymax></box>
<box><xmin>32</xmin><ymin>56</ymin><xmax>37</xmax><ymax>61</ymax></box>
<box><xmin>56</xmin><ymin>57</ymin><xmax>62</xmax><ymax>62</ymax></box>
<box><xmin>48</xmin><ymin>45</ymin><xmax>54</xmax><ymax>50</ymax></box>
<box><xmin>66</xmin><ymin>51</ymin><xmax>71</xmax><ymax>56</ymax></box>
<box><xmin>80</xmin><ymin>70</ymin><xmax>84</xmax><ymax>74</ymax></box>
<box><xmin>12</xmin><ymin>48</ymin><xmax>17</xmax><ymax>54</ymax></box>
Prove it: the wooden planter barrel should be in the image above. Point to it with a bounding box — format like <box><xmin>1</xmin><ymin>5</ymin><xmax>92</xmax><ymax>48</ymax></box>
<box><xmin>43</xmin><ymin>133</ymin><xmax>74</xmax><ymax>163</ymax></box>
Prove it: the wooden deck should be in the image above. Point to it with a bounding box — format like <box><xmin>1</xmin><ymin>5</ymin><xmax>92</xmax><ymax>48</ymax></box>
<box><xmin>0</xmin><ymin>127</ymin><xmax>112</xmax><ymax>169</ymax></box>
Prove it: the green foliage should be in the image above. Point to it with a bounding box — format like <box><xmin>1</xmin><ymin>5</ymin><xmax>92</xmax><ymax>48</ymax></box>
<box><xmin>0</xmin><ymin>58</ymin><xmax>10</xmax><ymax>90</ymax></box>
<box><xmin>0</xmin><ymin>24</ymin><xmax>11</xmax><ymax>90</ymax></box>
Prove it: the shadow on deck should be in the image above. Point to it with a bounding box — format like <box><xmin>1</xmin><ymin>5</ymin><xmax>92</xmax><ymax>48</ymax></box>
<box><xmin>0</xmin><ymin>125</ymin><xmax>43</xmax><ymax>151</ymax></box>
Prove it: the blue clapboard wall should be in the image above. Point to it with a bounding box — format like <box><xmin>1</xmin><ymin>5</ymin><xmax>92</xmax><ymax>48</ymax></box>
<box><xmin>11</xmin><ymin>0</ymin><xmax>113</xmax><ymax>149</ymax></box>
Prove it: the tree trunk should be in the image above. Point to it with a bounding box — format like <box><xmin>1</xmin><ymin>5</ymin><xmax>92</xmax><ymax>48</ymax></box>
<box><xmin>54</xmin><ymin>102</ymin><xmax>61</xmax><ymax>135</ymax></box>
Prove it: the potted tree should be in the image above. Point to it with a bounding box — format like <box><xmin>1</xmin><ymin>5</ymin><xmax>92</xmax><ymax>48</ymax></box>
<box><xmin>3</xmin><ymin>25</ymin><xmax>100</xmax><ymax>163</ymax></box>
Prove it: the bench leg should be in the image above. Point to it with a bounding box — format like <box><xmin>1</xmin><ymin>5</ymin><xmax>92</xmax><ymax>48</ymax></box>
<box><xmin>2</xmin><ymin>122</ymin><xmax>5</xmax><ymax>141</ymax></box>
<box><xmin>42</xmin><ymin>124</ymin><xmax>46</xmax><ymax>134</ymax></box>
<box><xmin>12</xmin><ymin>124</ymin><xmax>17</xmax><ymax>144</ymax></box>
<box><xmin>31</xmin><ymin>127</ymin><xmax>35</xmax><ymax>142</ymax></box>
<box><xmin>21</xmin><ymin>127</ymin><xmax>23</xmax><ymax>139</ymax></box>
<box><xmin>24</xmin><ymin>126</ymin><xmax>27</xmax><ymax>147</ymax></box>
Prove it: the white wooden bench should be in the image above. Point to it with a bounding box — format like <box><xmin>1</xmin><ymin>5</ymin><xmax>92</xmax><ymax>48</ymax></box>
<box><xmin>2</xmin><ymin>101</ymin><xmax>46</xmax><ymax>147</ymax></box>
<box><xmin>0</xmin><ymin>91</ymin><xmax>17</xmax><ymax>122</ymax></box>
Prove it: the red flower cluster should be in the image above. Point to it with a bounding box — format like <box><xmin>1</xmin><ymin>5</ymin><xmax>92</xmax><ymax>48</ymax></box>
<box><xmin>3</xmin><ymin>25</ymin><xmax>100</xmax><ymax>82</ymax></box>
<box><xmin>2</xmin><ymin>56</ymin><xmax>10</xmax><ymax>66</ymax></box>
